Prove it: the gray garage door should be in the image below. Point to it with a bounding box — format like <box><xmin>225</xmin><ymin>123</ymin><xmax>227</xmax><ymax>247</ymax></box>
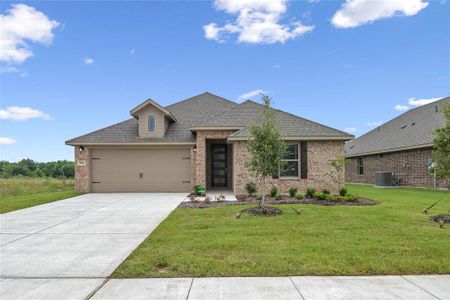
<box><xmin>91</xmin><ymin>148</ymin><xmax>191</xmax><ymax>192</ymax></box>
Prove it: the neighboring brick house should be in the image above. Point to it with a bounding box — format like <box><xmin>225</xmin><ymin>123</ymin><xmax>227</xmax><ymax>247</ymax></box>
<box><xmin>66</xmin><ymin>92</ymin><xmax>353</xmax><ymax>195</ymax></box>
<box><xmin>345</xmin><ymin>97</ymin><xmax>450</xmax><ymax>189</ymax></box>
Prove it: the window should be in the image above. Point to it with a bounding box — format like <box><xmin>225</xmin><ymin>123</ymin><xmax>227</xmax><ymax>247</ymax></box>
<box><xmin>358</xmin><ymin>157</ymin><xmax>364</xmax><ymax>175</ymax></box>
<box><xmin>280</xmin><ymin>144</ymin><xmax>299</xmax><ymax>177</ymax></box>
<box><xmin>148</xmin><ymin>115</ymin><xmax>156</xmax><ymax>132</ymax></box>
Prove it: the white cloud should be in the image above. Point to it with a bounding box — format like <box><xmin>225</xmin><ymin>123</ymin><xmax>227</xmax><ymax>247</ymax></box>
<box><xmin>0</xmin><ymin>4</ymin><xmax>59</xmax><ymax>64</ymax></box>
<box><xmin>130</xmin><ymin>49</ymin><xmax>135</xmax><ymax>55</ymax></box>
<box><xmin>395</xmin><ymin>104</ymin><xmax>409</xmax><ymax>111</ymax></box>
<box><xmin>237</xmin><ymin>89</ymin><xmax>268</xmax><ymax>101</ymax></box>
<box><xmin>331</xmin><ymin>0</ymin><xmax>429</xmax><ymax>29</ymax></box>
<box><xmin>0</xmin><ymin>106</ymin><xmax>51</xmax><ymax>121</ymax></box>
<box><xmin>344</xmin><ymin>127</ymin><xmax>357</xmax><ymax>133</ymax></box>
<box><xmin>84</xmin><ymin>57</ymin><xmax>94</xmax><ymax>64</ymax></box>
<box><xmin>366</xmin><ymin>121</ymin><xmax>383</xmax><ymax>127</ymax></box>
<box><xmin>0</xmin><ymin>137</ymin><xmax>17</xmax><ymax>145</ymax></box>
<box><xmin>408</xmin><ymin>97</ymin><xmax>442</xmax><ymax>107</ymax></box>
<box><xmin>204</xmin><ymin>0</ymin><xmax>314</xmax><ymax>44</ymax></box>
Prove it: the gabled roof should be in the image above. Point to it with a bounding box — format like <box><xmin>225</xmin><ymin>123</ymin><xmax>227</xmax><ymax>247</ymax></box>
<box><xmin>66</xmin><ymin>92</ymin><xmax>237</xmax><ymax>145</ymax></box>
<box><xmin>130</xmin><ymin>98</ymin><xmax>176</xmax><ymax>122</ymax></box>
<box><xmin>345</xmin><ymin>97</ymin><xmax>450</xmax><ymax>157</ymax></box>
<box><xmin>191</xmin><ymin>100</ymin><xmax>353</xmax><ymax>140</ymax></box>
<box><xmin>66</xmin><ymin>92</ymin><xmax>353</xmax><ymax>145</ymax></box>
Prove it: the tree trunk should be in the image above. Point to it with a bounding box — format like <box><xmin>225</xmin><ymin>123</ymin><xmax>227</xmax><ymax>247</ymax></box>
<box><xmin>260</xmin><ymin>176</ymin><xmax>265</xmax><ymax>207</ymax></box>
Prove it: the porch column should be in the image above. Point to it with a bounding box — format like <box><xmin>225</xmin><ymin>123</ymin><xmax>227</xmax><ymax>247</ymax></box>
<box><xmin>195</xmin><ymin>132</ymin><xmax>207</xmax><ymax>186</ymax></box>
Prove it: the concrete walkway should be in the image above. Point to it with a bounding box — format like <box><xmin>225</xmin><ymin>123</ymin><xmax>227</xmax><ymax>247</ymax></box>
<box><xmin>0</xmin><ymin>193</ymin><xmax>184</xmax><ymax>299</ymax></box>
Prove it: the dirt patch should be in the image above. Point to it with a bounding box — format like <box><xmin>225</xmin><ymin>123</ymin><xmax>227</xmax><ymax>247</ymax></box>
<box><xmin>179</xmin><ymin>196</ymin><xmax>378</xmax><ymax>208</ymax></box>
<box><xmin>431</xmin><ymin>214</ymin><xmax>450</xmax><ymax>223</ymax></box>
<box><xmin>245</xmin><ymin>206</ymin><xmax>282</xmax><ymax>216</ymax></box>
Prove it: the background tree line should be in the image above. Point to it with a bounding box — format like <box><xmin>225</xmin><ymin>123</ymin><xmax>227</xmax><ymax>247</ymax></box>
<box><xmin>0</xmin><ymin>159</ymin><xmax>74</xmax><ymax>178</ymax></box>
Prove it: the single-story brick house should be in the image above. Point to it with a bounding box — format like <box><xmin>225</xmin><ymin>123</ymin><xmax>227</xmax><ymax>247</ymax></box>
<box><xmin>345</xmin><ymin>97</ymin><xmax>450</xmax><ymax>189</ymax></box>
<box><xmin>66</xmin><ymin>92</ymin><xmax>353</xmax><ymax>195</ymax></box>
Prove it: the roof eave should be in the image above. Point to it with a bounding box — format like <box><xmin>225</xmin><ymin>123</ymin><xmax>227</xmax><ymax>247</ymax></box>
<box><xmin>130</xmin><ymin>99</ymin><xmax>177</xmax><ymax>122</ymax></box>
<box><xmin>228</xmin><ymin>135</ymin><xmax>354</xmax><ymax>141</ymax></box>
<box><xmin>345</xmin><ymin>143</ymin><xmax>433</xmax><ymax>158</ymax></box>
<box><xmin>65</xmin><ymin>141</ymin><xmax>195</xmax><ymax>146</ymax></box>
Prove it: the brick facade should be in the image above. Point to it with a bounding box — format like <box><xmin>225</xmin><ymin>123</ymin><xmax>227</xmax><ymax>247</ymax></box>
<box><xmin>193</xmin><ymin>130</ymin><xmax>237</xmax><ymax>187</ymax></box>
<box><xmin>76</xmin><ymin>134</ymin><xmax>346</xmax><ymax>194</ymax></box>
<box><xmin>345</xmin><ymin>147</ymin><xmax>447</xmax><ymax>188</ymax></box>
<box><xmin>232</xmin><ymin>140</ymin><xmax>345</xmax><ymax>196</ymax></box>
<box><xmin>74</xmin><ymin>146</ymin><xmax>91</xmax><ymax>192</ymax></box>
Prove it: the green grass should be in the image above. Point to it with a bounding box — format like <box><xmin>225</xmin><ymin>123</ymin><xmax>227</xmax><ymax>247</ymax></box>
<box><xmin>1</xmin><ymin>177</ymin><xmax>75</xmax><ymax>196</ymax></box>
<box><xmin>113</xmin><ymin>184</ymin><xmax>450</xmax><ymax>278</ymax></box>
<box><xmin>0</xmin><ymin>191</ymin><xmax>82</xmax><ymax>214</ymax></box>
<box><xmin>0</xmin><ymin>177</ymin><xmax>80</xmax><ymax>213</ymax></box>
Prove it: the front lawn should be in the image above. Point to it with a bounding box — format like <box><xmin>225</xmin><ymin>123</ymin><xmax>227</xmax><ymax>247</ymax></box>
<box><xmin>0</xmin><ymin>191</ymin><xmax>82</xmax><ymax>214</ymax></box>
<box><xmin>113</xmin><ymin>184</ymin><xmax>450</xmax><ymax>277</ymax></box>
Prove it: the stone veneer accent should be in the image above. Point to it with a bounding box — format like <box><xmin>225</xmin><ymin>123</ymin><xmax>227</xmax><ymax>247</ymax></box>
<box><xmin>194</xmin><ymin>130</ymin><xmax>236</xmax><ymax>187</ymax></box>
<box><xmin>232</xmin><ymin>140</ymin><xmax>346</xmax><ymax>196</ymax></box>
<box><xmin>74</xmin><ymin>146</ymin><xmax>91</xmax><ymax>192</ymax></box>
<box><xmin>346</xmin><ymin>147</ymin><xmax>448</xmax><ymax>188</ymax></box>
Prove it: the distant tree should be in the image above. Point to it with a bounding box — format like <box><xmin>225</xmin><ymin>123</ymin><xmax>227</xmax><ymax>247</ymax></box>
<box><xmin>0</xmin><ymin>159</ymin><xmax>74</xmax><ymax>179</ymax></box>
<box><xmin>247</xmin><ymin>95</ymin><xmax>287</xmax><ymax>206</ymax></box>
<box><xmin>432</xmin><ymin>104</ymin><xmax>450</xmax><ymax>187</ymax></box>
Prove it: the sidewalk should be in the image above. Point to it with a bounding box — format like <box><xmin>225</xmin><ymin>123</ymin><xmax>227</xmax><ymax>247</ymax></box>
<box><xmin>1</xmin><ymin>275</ymin><xmax>448</xmax><ymax>299</ymax></box>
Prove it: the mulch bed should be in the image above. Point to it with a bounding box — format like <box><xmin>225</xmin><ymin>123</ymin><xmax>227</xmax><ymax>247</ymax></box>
<box><xmin>431</xmin><ymin>214</ymin><xmax>450</xmax><ymax>223</ymax></box>
<box><xmin>178</xmin><ymin>196</ymin><xmax>378</xmax><ymax>208</ymax></box>
<box><xmin>245</xmin><ymin>206</ymin><xmax>282</xmax><ymax>216</ymax></box>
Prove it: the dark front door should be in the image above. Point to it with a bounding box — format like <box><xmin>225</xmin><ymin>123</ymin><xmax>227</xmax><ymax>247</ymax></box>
<box><xmin>211</xmin><ymin>144</ymin><xmax>227</xmax><ymax>187</ymax></box>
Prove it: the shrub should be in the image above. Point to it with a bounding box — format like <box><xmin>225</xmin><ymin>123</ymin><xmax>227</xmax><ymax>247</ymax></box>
<box><xmin>328</xmin><ymin>194</ymin><xmax>339</xmax><ymax>202</ymax></box>
<box><xmin>245</xmin><ymin>182</ymin><xmax>257</xmax><ymax>196</ymax></box>
<box><xmin>275</xmin><ymin>194</ymin><xmax>283</xmax><ymax>200</ymax></box>
<box><xmin>339</xmin><ymin>187</ymin><xmax>348</xmax><ymax>197</ymax></box>
<box><xmin>295</xmin><ymin>193</ymin><xmax>304</xmax><ymax>200</ymax></box>
<box><xmin>346</xmin><ymin>194</ymin><xmax>358</xmax><ymax>202</ymax></box>
<box><xmin>270</xmin><ymin>185</ymin><xmax>278</xmax><ymax>197</ymax></box>
<box><xmin>305</xmin><ymin>187</ymin><xmax>315</xmax><ymax>198</ymax></box>
<box><xmin>314</xmin><ymin>192</ymin><xmax>327</xmax><ymax>200</ymax></box>
<box><xmin>288</xmin><ymin>186</ymin><xmax>298</xmax><ymax>197</ymax></box>
<box><xmin>256</xmin><ymin>195</ymin><xmax>262</xmax><ymax>201</ymax></box>
<box><xmin>322</xmin><ymin>189</ymin><xmax>331</xmax><ymax>195</ymax></box>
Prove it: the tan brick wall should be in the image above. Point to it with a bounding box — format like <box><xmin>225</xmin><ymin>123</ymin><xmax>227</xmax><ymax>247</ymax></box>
<box><xmin>232</xmin><ymin>140</ymin><xmax>346</xmax><ymax>196</ymax></box>
<box><xmin>74</xmin><ymin>146</ymin><xmax>91</xmax><ymax>192</ymax></box>
<box><xmin>194</xmin><ymin>130</ymin><xmax>236</xmax><ymax>187</ymax></box>
<box><xmin>345</xmin><ymin>147</ymin><xmax>448</xmax><ymax>188</ymax></box>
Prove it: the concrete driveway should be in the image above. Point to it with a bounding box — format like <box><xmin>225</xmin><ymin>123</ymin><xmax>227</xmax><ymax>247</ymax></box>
<box><xmin>0</xmin><ymin>193</ymin><xmax>184</xmax><ymax>299</ymax></box>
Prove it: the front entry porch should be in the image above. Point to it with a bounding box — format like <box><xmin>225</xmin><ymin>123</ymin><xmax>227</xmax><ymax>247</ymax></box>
<box><xmin>206</xmin><ymin>139</ymin><xmax>233</xmax><ymax>191</ymax></box>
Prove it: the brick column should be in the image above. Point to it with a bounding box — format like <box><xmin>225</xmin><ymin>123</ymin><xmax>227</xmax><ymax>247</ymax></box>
<box><xmin>74</xmin><ymin>146</ymin><xmax>91</xmax><ymax>192</ymax></box>
<box><xmin>195</xmin><ymin>134</ymin><xmax>207</xmax><ymax>186</ymax></box>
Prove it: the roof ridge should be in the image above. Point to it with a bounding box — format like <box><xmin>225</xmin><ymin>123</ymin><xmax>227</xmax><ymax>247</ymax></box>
<box><xmin>165</xmin><ymin>92</ymin><xmax>237</xmax><ymax>109</ymax></box>
<box><xmin>190</xmin><ymin>100</ymin><xmax>252</xmax><ymax>128</ymax></box>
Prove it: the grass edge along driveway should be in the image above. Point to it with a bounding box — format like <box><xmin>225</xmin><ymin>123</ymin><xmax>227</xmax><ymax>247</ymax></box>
<box><xmin>113</xmin><ymin>184</ymin><xmax>450</xmax><ymax>277</ymax></box>
<box><xmin>0</xmin><ymin>191</ymin><xmax>83</xmax><ymax>214</ymax></box>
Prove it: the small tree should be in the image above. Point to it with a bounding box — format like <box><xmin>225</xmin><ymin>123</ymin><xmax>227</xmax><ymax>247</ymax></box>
<box><xmin>247</xmin><ymin>95</ymin><xmax>287</xmax><ymax>206</ymax></box>
<box><xmin>432</xmin><ymin>104</ymin><xmax>450</xmax><ymax>187</ymax></box>
<box><xmin>327</xmin><ymin>154</ymin><xmax>347</xmax><ymax>191</ymax></box>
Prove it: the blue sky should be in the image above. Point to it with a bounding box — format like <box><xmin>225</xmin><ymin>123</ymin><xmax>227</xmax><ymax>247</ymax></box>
<box><xmin>1</xmin><ymin>0</ymin><xmax>449</xmax><ymax>162</ymax></box>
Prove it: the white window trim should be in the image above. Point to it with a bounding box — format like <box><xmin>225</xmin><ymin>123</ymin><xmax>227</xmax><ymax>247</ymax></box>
<box><xmin>279</xmin><ymin>143</ymin><xmax>300</xmax><ymax>179</ymax></box>
<box><xmin>148</xmin><ymin>114</ymin><xmax>156</xmax><ymax>132</ymax></box>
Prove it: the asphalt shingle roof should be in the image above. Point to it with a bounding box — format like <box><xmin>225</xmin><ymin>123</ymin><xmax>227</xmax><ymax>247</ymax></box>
<box><xmin>345</xmin><ymin>97</ymin><xmax>450</xmax><ymax>157</ymax></box>
<box><xmin>66</xmin><ymin>92</ymin><xmax>352</xmax><ymax>145</ymax></box>
<box><xmin>66</xmin><ymin>92</ymin><xmax>237</xmax><ymax>144</ymax></box>
<box><xmin>192</xmin><ymin>100</ymin><xmax>353</xmax><ymax>139</ymax></box>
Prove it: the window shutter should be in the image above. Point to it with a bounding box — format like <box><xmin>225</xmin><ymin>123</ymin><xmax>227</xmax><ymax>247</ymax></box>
<box><xmin>300</xmin><ymin>142</ymin><xmax>308</xmax><ymax>179</ymax></box>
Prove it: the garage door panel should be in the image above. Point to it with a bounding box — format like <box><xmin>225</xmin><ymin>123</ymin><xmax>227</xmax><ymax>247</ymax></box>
<box><xmin>91</xmin><ymin>148</ymin><xmax>191</xmax><ymax>192</ymax></box>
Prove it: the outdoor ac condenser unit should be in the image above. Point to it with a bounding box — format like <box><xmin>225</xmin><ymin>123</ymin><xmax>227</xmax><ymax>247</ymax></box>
<box><xmin>375</xmin><ymin>171</ymin><xmax>393</xmax><ymax>187</ymax></box>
